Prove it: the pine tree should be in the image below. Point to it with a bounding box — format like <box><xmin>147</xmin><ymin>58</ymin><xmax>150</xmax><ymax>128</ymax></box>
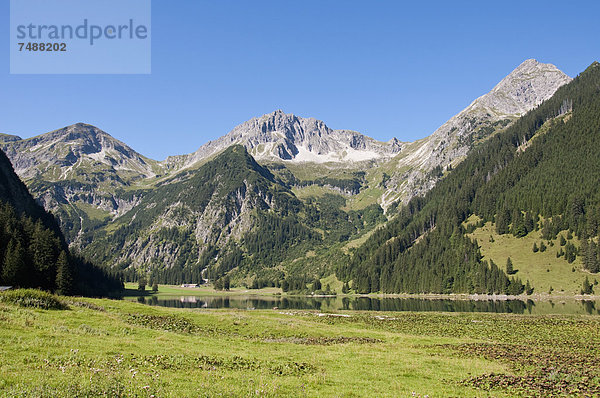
<box><xmin>565</xmin><ymin>242</ymin><xmax>577</xmax><ymax>263</ymax></box>
<box><xmin>511</xmin><ymin>210</ymin><xmax>527</xmax><ymax>237</ymax></box>
<box><xmin>342</xmin><ymin>282</ymin><xmax>349</xmax><ymax>294</ymax></box>
<box><xmin>152</xmin><ymin>282</ymin><xmax>159</xmax><ymax>292</ymax></box>
<box><xmin>581</xmin><ymin>276</ymin><xmax>594</xmax><ymax>295</ymax></box>
<box><xmin>495</xmin><ymin>208</ymin><xmax>511</xmax><ymax>235</ymax></box>
<box><xmin>524</xmin><ymin>212</ymin><xmax>535</xmax><ymax>234</ymax></box>
<box><xmin>539</xmin><ymin>241</ymin><xmax>547</xmax><ymax>252</ymax></box>
<box><xmin>532</xmin><ymin>242</ymin><xmax>539</xmax><ymax>253</ymax></box>
<box><xmin>506</xmin><ymin>257</ymin><xmax>515</xmax><ymax>275</ymax></box>
<box><xmin>313</xmin><ymin>278</ymin><xmax>321</xmax><ymax>291</ymax></box>
<box><xmin>541</xmin><ymin>219</ymin><xmax>553</xmax><ymax>240</ymax></box>
<box><xmin>2</xmin><ymin>239</ymin><xmax>26</xmax><ymax>286</ymax></box>
<box><xmin>55</xmin><ymin>251</ymin><xmax>73</xmax><ymax>296</ymax></box>
<box><xmin>525</xmin><ymin>280</ymin><xmax>534</xmax><ymax>295</ymax></box>
<box><xmin>30</xmin><ymin>221</ymin><xmax>58</xmax><ymax>289</ymax></box>
<box><xmin>138</xmin><ymin>276</ymin><xmax>146</xmax><ymax>291</ymax></box>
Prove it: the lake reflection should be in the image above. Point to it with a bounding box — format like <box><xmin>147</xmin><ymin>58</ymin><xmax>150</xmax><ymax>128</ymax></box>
<box><xmin>131</xmin><ymin>295</ymin><xmax>600</xmax><ymax>315</ymax></box>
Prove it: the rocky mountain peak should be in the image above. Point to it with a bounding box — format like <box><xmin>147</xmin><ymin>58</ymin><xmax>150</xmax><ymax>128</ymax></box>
<box><xmin>380</xmin><ymin>59</ymin><xmax>572</xmax><ymax>211</ymax></box>
<box><xmin>0</xmin><ymin>123</ymin><xmax>158</xmax><ymax>180</ymax></box>
<box><xmin>173</xmin><ymin>110</ymin><xmax>403</xmax><ymax>167</ymax></box>
<box><xmin>0</xmin><ymin>133</ymin><xmax>23</xmax><ymax>142</ymax></box>
<box><xmin>473</xmin><ymin>59</ymin><xmax>572</xmax><ymax>117</ymax></box>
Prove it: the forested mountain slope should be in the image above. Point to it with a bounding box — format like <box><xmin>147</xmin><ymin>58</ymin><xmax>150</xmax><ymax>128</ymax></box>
<box><xmin>84</xmin><ymin>145</ymin><xmax>384</xmax><ymax>285</ymax></box>
<box><xmin>0</xmin><ymin>148</ymin><xmax>122</xmax><ymax>295</ymax></box>
<box><xmin>340</xmin><ymin>62</ymin><xmax>600</xmax><ymax>294</ymax></box>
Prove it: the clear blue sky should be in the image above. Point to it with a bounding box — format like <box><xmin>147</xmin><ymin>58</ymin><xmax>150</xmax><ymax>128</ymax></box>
<box><xmin>1</xmin><ymin>1</ymin><xmax>598</xmax><ymax>160</ymax></box>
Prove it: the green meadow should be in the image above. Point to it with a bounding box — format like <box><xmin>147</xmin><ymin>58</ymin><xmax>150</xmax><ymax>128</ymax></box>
<box><xmin>1</xmin><ymin>289</ymin><xmax>600</xmax><ymax>397</ymax></box>
<box><xmin>468</xmin><ymin>221</ymin><xmax>594</xmax><ymax>295</ymax></box>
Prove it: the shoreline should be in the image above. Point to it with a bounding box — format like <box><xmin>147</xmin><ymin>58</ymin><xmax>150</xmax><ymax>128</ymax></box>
<box><xmin>123</xmin><ymin>284</ymin><xmax>599</xmax><ymax>302</ymax></box>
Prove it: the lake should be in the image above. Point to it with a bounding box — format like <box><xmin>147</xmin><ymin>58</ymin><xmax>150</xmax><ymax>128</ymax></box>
<box><xmin>127</xmin><ymin>295</ymin><xmax>600</xmax><ymax>315</ymax></box>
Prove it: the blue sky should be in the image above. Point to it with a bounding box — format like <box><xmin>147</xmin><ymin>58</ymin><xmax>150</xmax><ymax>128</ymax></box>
<box><xmin>1</xmin><ymin>0</ymin><xmax>599</xmax><ymax>160</ymax></box>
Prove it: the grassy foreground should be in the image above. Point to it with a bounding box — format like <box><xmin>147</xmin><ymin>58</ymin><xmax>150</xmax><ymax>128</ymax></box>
<box><xmin>1</xmin><ymin>290</ymin><xmax>600</xmax><ymax>397</ymax></box>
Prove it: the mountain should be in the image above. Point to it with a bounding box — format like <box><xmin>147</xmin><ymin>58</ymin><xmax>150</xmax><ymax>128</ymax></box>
<box><xmin>81</xmin><ymin>145</ymin><xmax>382</xmax><ymax>285</ymax></box>
<box><xmin>0</xmin><ymin>147</ymin><xmax>122</xmax><ymax>295</ymax></box>
<box><xmin>0</xmin><ymin>148</ymin><xmax>56</xmax><ymax>226</ymax></box>
<box><xmin>375</xmin><ymin>59</ymin><xmax>572</xmax><ymax>210</ymax></box>
<box><xmin>0</xmin><ymin>59</ymin><xmax>574</xmax><ymax>287</ymax></box>
<box><xmin>340</xmin><ymin>61</ymin><xmax>600</xmax><ymax>295</ymax></box>
<box><xmin>0</xmin><ymin>123</ymin><xmax>162</xmax><ymax>243</ymax></box>
<box><xmin>0</xmin><ymin>123</ymin><xmax>160</xmax><ymax>181</ymax></box>
<box><xmin>166</xmin><ymin>110</ymin><xmax>403</xmax><ymax>169</ymax></box>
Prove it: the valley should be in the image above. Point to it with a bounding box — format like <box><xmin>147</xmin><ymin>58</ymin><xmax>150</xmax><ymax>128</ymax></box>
<box><xmin>3</xmin><ymin>1</ymin><xmax>600</xmax><ymax>395</ymax></box>
<box><xmin>1</xmin><ymin>60</ymin><xmax>600</xmax><ymax>398</ymax></box>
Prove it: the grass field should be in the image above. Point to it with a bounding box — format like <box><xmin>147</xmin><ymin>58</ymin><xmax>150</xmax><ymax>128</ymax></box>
<box><xmin>1</xmin><ymin>289</ymin><xmax>600</xmax><ymax>397</ymax></box>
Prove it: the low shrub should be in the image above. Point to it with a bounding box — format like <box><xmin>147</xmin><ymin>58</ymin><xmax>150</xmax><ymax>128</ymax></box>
<box><xmin>0</xmin><ymin>289</ymin><xmax>68</xmax><ymax>310</ymax></box>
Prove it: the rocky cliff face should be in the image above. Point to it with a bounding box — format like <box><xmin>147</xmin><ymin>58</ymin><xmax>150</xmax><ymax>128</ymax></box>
<box><xmin>166</xmin><ymin>110</ymin><xmax>403</xmax><ymax>168</ymax></box>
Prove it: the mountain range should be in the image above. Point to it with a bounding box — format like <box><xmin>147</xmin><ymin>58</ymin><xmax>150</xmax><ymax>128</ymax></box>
<box><xmin>0</xmin><ymin>59</ymin><xmax>577</xmax><ymax>289</ymax></box>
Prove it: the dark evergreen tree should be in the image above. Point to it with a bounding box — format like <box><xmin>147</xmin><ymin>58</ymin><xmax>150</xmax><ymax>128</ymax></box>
<box><xmin>506</xmin><ymin>257</ymin><xmax>515</xmax><ymax>275</ymax></box>
<box><xmin>495</xmin><ymin>207</ymin><xmax>511</xmax><ymax>235</ymax></box>
<box><xmin>2</xmin><ymin>239</ymin><xmax>26</xmax><ymax>286</ymax></box>
<box><xmin>312</xmin><ymin>278</ymin><xmax>321</xmax><ymax>291</ymax></box>
<box><xmin>342</xmin><ymin>282</ymin><xmax>350</xmax><ymax>294</ymax></box>
<box><xmin>55</xmin><ymin>251</ymin><xmax>73</xmax><ymax>295</ymax></box>
<box><xmin>560</xmin><ymin>235</ymin><xmax>567</xmax><ymax>246</ymax></box>
<box><xmin>525</xmin><ymin>280</ymin><xmax>534</xmax><ymax>295</ymax></box>
<box><xmin>138</xmin><ymin>276</ymin><xmax>146</xmax><ymax>291</ymax></box>
<box><xmin>582</xmin><ymin>276</ymin><xmax>594</xmax><ymax>295</ymax></box>
<box><xmin>565</xmin><ymin>242</ymin><xmax>577</xmax><ymax>263</ymax></box>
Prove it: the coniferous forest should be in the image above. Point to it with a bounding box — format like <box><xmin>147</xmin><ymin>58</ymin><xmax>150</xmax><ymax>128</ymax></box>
<box><xmin>338</xmin><ymin>62</ymin><xmax>600</xmax><ymax>294</ymax></box>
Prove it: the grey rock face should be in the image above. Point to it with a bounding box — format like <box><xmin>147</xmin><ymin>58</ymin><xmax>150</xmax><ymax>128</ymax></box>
<box><xmin>0</xmin><ymin>134</ymin><xmax>23</xmax><ymax>143</ymax></box>
<box><xmin>166</xmin><ymin>110</ymin><xmax>403</xmax><ymax>168</ymax></box>
<box><xmin>474</xmin><ymin>59</ymin><xmax>572</xmax><ymax>116</ymax></box>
